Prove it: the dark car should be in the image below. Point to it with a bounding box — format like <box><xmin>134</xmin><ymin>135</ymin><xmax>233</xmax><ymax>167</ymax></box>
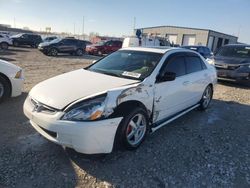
<box><xmin>11</xmin><ymin>33</ymin><xmax>42</xmax><ymax>48</ymax></box>
<box><xmin>86</xmin><ymin>40</ymin><xmax>122</xmax><ymax>56</ymax></box>
<box><xmin>182</xmin><ymin>45</ymin><xmax>214</xmax><ymax>59</ymax></box>
<box><xmin>214</xmin><ymin>44</ymin><xmax>250</xmax><ymax>84</ymax></box>
<box><xmin>38</xmin><ymin>38</ymin><xmax>86</xmax><ymax>56</ymax></box>
<box><xmin>42</xmin><ymin>36</ymin><xmax>58</xmax><ymax>43</ymax></box>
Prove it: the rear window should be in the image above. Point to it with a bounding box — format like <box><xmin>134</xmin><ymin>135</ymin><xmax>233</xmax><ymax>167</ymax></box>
<box><xmin>217</xmin><ymin>46</ymin><xmax>250</xmax><ymax>58</ymax></box>
<box><xmin>185</xmin><ymin>56</ymin><xmax>203</xmax><ymax>74</ymax></box>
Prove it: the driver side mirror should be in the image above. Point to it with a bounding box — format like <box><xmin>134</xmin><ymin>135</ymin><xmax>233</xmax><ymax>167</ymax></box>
<box><xmin>157</xmin><ymin>72</ymin><xmax>176</xmax><ymax>82</ymax></box>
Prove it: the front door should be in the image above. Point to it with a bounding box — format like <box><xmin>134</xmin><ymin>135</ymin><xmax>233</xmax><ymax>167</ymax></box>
<box><xmin>153</xmin><ymin>54</ymin><xmax>192</xmax><ymax>123</ymax></box>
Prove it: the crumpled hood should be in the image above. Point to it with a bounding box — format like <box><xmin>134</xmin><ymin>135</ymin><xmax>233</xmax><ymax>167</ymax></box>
<box><xmin>29</xmin><ymin>69</ymin><xmax>138</xmax><ymax>109</ymax></box>
<box><xmin>215</xmin><ymin>56</ymin><xmax>250</xmax><ymax>65</ymax></box>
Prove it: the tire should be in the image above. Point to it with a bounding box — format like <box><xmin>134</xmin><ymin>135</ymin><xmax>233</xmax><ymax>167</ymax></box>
<box><xmin>13</xmin><ymin>41</ymin><xmax>19</xmax><ymax>47</ymax></box>
<box><xmin>0</xmin><ymin>42</ymin><xmax>9</xmax><ymax>50</ymax></box>
<box><xmin>49</xmin><ymin>48</ymin><xmax>58</xmax><ymax>56</ymax></box>
<box><xmin>0</xmin><ymin>75</ymin><xmax>11</xmax><ymax>103</ymax></box>
<box><xmin>199</xmin><ymin>85</ymin><xmax>213</xmax><ymax>110</ymax></box>
<box><xmin>97</xmin><ymin>50</ymin><xmax>102</xmax><ymax>56</ymax></box>
<box><xmin>115</xmin><ymin>107</ymin><xmax>149</xmax><ymax>150</ymax></box>
<box><xmin>76</xmin><ymin>49</ymin><xmax>83</xmax><ymax>56</ymax></box>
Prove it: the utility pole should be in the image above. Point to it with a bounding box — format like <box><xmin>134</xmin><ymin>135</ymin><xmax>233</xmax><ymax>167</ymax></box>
<box><xmin>237</xmin><ymin>25</ymin><xmax>241</xmax><ymax>38</ymax></box>
<box><xmin>74</xmin><ymin>23</ymin><xmax>75</xmax><ymax>36</ymax></box>
<box><xmin>82</xmin><ymin>16</ymin><xmax>85</xmax><ymax>39</ymax></box>
<box><xmin>133</xmin><ymin>17</ymin><xmax>136</xmax><ymax>34</ymax></box>
<box><xmin>14</xmin><ymin>17</ymin><xmax>16</xmax><ymax>28</ymax></box>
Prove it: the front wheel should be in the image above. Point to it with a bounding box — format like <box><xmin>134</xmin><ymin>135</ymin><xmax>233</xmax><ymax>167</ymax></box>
<box><xmin>13</xmin><ymin>41</ymin><xmax>19</xmax><ymax>47</ymax></box>
<box><xmin>76</xmin><ymin>49</ymin><xmax>83</xmax><ymax>56</ymax></box>
<box><xmin>200</xmin><ymin>85</ymin><xmax>213</xmax><ymax>110</ymax></box>
<box><xmin>49</xmin><ymin>48</ymin><xmax>58</xmax><ymax>56</ymax></box>
<box><xmin>0</xmin><ymin>75</ymin><xmax>11</xmax><ymax>103</ymax></box>
<box><xmin>115</xmin><ymin>107</ymin><xmax>149</xmax><ymax>150</ymax></box>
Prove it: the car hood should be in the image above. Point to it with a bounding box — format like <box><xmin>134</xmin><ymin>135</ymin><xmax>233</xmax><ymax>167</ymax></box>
<box><xmin>215</xmin><ymin>56</ymin><xmax>250</xmax><ymax>65</ymax></box>
<box><xmin>29</xmin><ymin>69</ymin><xmax>139</xmax><ymax>109</ymax></box>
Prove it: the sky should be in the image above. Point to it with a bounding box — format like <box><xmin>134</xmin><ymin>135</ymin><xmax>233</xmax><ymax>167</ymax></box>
<box><xmin>0</xmin><ymin>0</ymin><xmax>249</xmax><ymax>43</ymax></box>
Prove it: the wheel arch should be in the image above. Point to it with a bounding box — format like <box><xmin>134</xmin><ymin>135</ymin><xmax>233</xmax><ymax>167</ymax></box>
<box><xmin>110</xmin><ymin>100</ymin><xmax>150</xmax><ymax>118</ymax></box>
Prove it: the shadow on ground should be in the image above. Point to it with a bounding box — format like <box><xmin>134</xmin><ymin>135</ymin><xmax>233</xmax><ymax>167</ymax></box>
<box><xmin>0</xmin><ymin>93</ymin><xmax>77</xmax><ymax>188</ymax></box>
<box><xmin>66</xmin><ymin>99</ymin><xmax>250</xmax><ymax>187</ymax></box>
<box><xmin>1</xmin><ymin>96</ymin><xmax>249</xmax><ymax>187</ymax></box>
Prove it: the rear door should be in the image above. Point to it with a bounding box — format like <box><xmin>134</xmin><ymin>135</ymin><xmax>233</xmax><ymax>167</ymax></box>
<box><xmin>153</xmin><ymin>53</ymin><xmax>192</xmax><ymax>122</ymax></box>
<box><xmin>60</xmin><ymin>39</ymin><xmax>76</xmax><ymax>52</ymax></box>
<box><xmin>184</xmin><ymin>53</ymin><xmax>208</xmax><ymax>104</ymax></box>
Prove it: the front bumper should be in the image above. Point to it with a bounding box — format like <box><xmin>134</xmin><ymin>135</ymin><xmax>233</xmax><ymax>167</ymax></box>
<box><xmin>23</xmin><ymin>96</ymin><xmax>122</xmax><ymax>154</ymax></box>
<box><xmin>10</xmin><ymin>77</ymin><xmax>24</xmax><ymax>97</ymax></box>
<box><xmin>216</xmin><ymin>69</ymin><xmax>250</xmax><ymax>82</ymax></box>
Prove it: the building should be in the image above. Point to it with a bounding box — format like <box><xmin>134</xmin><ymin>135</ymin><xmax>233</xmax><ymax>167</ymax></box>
<box><xmin>137</xmin><ymin>26</ymin><xmax>238</xmax><ymax>52</ymax></box>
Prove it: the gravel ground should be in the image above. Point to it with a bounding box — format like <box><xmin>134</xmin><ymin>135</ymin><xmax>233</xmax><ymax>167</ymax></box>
<box><xmin>0</xmin><ymin>47</ymin><xmax>249</xmax><ymax>188</ymax></box>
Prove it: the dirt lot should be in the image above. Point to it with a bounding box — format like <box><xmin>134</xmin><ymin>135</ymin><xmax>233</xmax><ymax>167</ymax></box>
<box><xmin>0</xmin><ymin>47</ymin><xmax>250</xmax><ymax>188</ymax></box>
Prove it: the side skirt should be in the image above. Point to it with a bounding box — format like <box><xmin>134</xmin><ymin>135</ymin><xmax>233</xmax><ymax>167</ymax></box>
<box><xmin>151</xmin><ymin>104</ymin><xmax>200</xmax><ymax>133</ymax></box>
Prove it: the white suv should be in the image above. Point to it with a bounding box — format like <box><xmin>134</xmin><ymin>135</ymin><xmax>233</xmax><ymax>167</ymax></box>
<box><xmin>23</xmin><ymin>47</ymin><xmax>217</xmax><ymax>154</ymax></box>
<box><xmin>0</xmin><ymin>34</ymin><xmax>13</xmax><ymax>50</ymax></box>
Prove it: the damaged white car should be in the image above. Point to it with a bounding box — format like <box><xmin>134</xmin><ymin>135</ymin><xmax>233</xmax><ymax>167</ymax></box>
<box><xmin>23</xmin><ymin>47</ymin><xmax>217</xmax><ymax>154</ymax></box>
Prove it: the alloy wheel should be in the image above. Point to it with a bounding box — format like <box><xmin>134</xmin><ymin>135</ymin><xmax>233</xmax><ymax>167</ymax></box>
<box><xmin>202</xmin><ymin>86</ymin><xmax>212</xmax><ymax>108</ymax></box>
<box><xmin>126</xmin><ymin>113</ymin><xmax>147</xmax><ymax>146</ymax></box>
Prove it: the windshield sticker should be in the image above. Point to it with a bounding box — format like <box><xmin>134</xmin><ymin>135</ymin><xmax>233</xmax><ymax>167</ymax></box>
<box><xmin>122</xmin><ymin>71</ymin><xmax>141</xmax><ymax>78</ymax></box>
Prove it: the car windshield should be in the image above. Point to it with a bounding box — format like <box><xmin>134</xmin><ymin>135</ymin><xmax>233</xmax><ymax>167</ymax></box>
<box><xmin>87</xmin><ymin>50</ymin><xmax>163</xmax><ymax>80</ymax></box>
<box><xmin>49</xmin><ymin>38</ymin><xmax>61</xmax><ymax>43</ymax></box>
<box><xmin>217</xmin><ymin>46</ymin><xmax>250</xmax><ymax>58</ymax></box>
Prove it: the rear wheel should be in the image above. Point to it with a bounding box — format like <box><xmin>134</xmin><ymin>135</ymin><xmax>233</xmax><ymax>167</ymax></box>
<box><xmin>0</xmin><ymin>75</ymin><xmax>11</xmax><ymax>103</ymax></box>
<box><xmin>49</xmin><ymin>48</ymin><xmax>58</xmax><ymax>56</ymax></box>
<box><xmin>200</xmin><ymin>85</ymin><xmax>213</xmax><ymax>110</ymax></box>
<box><xmin>76</xmin><ymin>48</ymin><xmax>83</xmax><ymax>56</ymax></box>
<box><xmin>0</xmin><ymin>42</ymin><xmax>9</xmax><ymax>50</ymax></box>
<box><xmin>115</xmin><ymin>107</ymin><xmax>149</xmax><ymax>150</ymax></box>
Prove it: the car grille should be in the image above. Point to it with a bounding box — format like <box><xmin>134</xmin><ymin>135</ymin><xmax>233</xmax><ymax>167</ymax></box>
<box><xmin>30</xmin><ymin>98</ymin><xmax>57</xmax><ymax>114</ymax></box>
<box><xmin>215</xmin><ymin>64</ymin><xmax>240</xmax><ymax>70</ymax></box>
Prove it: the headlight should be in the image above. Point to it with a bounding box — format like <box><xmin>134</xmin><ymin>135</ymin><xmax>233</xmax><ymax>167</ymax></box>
<box><xmin>61</xmin><ymin>95</ymin><xmax>107</xmax><ymax>121</ymax></box>
<box><xmin>15</xmin><ymin>69</ymin><xmax>22</xmax><ymax>79</ymax></box>
<box><xmin>206</xmin><ymin>58</ymin><xmax>215</xmax><ymax>65</ymax></box>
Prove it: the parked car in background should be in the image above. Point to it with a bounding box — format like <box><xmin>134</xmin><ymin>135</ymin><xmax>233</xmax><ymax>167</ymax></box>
<box><xmin>38</xmin><ymin>38</ymin><xmax>87</xmax><ymax>56</ymax></box>
<box><xmin>11</xmin><ymin>33</ymin><xmax>42</xmax><ymax>48</ymax></box>
<box><xmin>182</xmin><ymin>45</ymin><xmax>214</xmax><ymax>65</ymax></box>
<box><xmin>42</xmin><ymin>36</ymin><xmax>58</xmax><ymax>43</ymax></box>
<box><xmin>86</xmin><ymin>40</ymin><xmax>122</xmax><ymax>56</ymax></box>
<box><xmin>24</xmin><ymin>47</ymin><xmax>216</xmax><ymax>154</ymax></box>
<box><xmin>0</xmin><ymin>34</ymin><xmax>13</xmax><ymax>49</ymax></box>
<box><xmin>214</xmin><ymin>44</ymin><xmax>250</xmax><ymax>84</ymax></box>
<box><xmin>0</xmin><ymin>59</ymin><xmax>24</xmax><ymax>102</ymax></box>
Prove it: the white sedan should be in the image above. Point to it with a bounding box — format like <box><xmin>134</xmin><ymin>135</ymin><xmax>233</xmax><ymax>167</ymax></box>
<box><xmin>23</xmin><ymin>47</ymin><xmax>217</xmax><ymax>154</ymax></box>
<box><xmin>0</xmin><ymin>59</ymin><xmax>24</xmax><ymax>102</ymax></box>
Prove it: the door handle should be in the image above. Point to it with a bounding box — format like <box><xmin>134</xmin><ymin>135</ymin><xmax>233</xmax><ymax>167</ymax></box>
<box><xmin>183</xmin><ymin>81</ymin><xmax>190</xmax><ymax>86</ymax></box>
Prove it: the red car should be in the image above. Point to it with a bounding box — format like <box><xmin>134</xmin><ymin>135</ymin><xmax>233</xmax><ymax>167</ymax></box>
<box><xmin>86</xmin><ymin>40</ymin><xmax>122</xmax><ymax>56</ymax></box>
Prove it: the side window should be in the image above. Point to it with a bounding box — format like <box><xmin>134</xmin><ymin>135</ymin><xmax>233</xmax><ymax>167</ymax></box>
<box><xmin>164</xmin><ymin>56</ymin><xmax>186</xmax><ymax>77</ymax></box>
<box><xmin>185</xmin><ymin>56</ymin><xmax>204</xmax><ymax>73</ymax></box>
<box><xmin>64</xmin><ymin>39</ymin><xmax>75</xmax><ymax>45</ymax></box>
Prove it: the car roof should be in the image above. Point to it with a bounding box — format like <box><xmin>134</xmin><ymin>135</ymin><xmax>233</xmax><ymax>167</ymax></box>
<box><xmin>120</xmin><ymin>46</ymin><xmax>184</xmax><ymax>54</ymax></box>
